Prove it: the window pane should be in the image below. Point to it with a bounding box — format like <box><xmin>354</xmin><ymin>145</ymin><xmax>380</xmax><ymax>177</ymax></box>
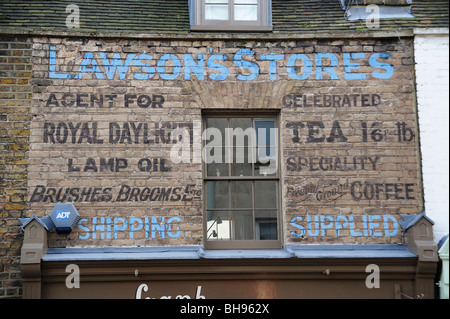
<box><xmin>206</xmin><ymin>118</ymin><xmax>227</xmax><ymax>146</ymax></box>
<box><xmin>232</xmin><ymin>147</ymin><xmax>252</xmax><ymax>176</ymax></box>
<box><xmin>255</xmin><ymin>147</ymin><xmax>277</xmax><ymax>176</ymax></box>
<box><xmin>234</xmin><ymin>0</ymin><xmax>257</xmax><ymax>3</ymax></box>
<box><xmin>255</xmin><ymin>119</ymin><xmax>275</xmax><ymax>147</ymax></box>
<box><xmin>206</xmin><ymin>181</ymin><xmax>229</xmax><ymax>209</ymax></box>
<box><xmin>230</xmin><ymin>118</ymin><xmax>252</xmax><ymax>148</ymax></box>
<box><xmin>234</xmin><ymin>5</ymin><xmax>258</xmax><ymax>21</ymax></box>
<box><xmin>205</xmin><ymin>118</ymin><xmax>228</xmax><ymax>176</ymax></box>
<box><xmin>254</xmin><ymin>181</ymin><xmax>277</xmax><ymax>209</ymax></box>
<box><xmin>207</xmin><ymin>211</ymin><xmax>231</xmax><ymax>240</ymax></box>
<box><xmin>206</xmin><ymin>4</ymin><xmax>229</xmax><ymax>20</ymax></box>
<box><xmin>255</xmin><ymin>211</ymin><xmax>278</xmax><ymax>240</ymax></box>
<box><xmin>231</xmin><ymin>181</ymin><xmax>252</xmax><ymax>208</ymax></box>
<box><xmin>206</xmin><ymin>147</ymin><xmax>229</xmax><ymax>177</ymax></box>
<box><xmin>204</xmin><ymin>116</ymin><xmax>280</xmax><ymax>248</ymax></box>
<box><xmin>232</xmin><ymin>211</ymin><xmax>253</xmax><ymax>240</ymax></box>
<box><xmin>254</xmin><ymin>120</ymin><xmax>277</xmax><ymax>176</ymax></box>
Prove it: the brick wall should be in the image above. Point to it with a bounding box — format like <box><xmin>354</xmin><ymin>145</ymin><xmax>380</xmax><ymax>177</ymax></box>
<box><xmin>0</xmin><ymin>34</ymin><xmax>424</xmax><ymax>297</ymax></box>
<box><xmin>0</xmin><ymin>36</ymin><xmax>32</xmax><ymax>298</ymax></box>
<box><xmin>283</xmin><ymin>38</ymin><xmax>421</xmax><ymax>244</ymax></box>
<box><xmin>28</xmin><ymin>36</ymin><xmax>422</xmax><ymax>247</ymax></box>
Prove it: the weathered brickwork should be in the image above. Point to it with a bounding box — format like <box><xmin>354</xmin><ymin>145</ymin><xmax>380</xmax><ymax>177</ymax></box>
<box><xmin>0</xmin><ymin>34</ymin><xmax>425</xmax><ymax>298</ymax></box>
<box><xmin>26</xmin><ymin>36</ymin><xmax>423</xmax><ymax>249</ymax></box>
<box><xmin>0</xmin><ymin>36</ymin><xmax>33</xmax><ymax>298</ymax></box>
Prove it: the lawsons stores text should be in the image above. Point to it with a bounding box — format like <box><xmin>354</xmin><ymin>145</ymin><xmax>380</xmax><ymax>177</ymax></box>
<box><xmin>48</xmin><ymin>46</ymin><xmax>395</xmax><ymax>81</ymax></box>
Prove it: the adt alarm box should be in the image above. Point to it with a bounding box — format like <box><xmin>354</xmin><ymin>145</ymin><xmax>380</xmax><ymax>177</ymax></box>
<box><xmin>49</xmin><ymin>203</ymin><xmax>80</xmax><ymax>234</ymax></box>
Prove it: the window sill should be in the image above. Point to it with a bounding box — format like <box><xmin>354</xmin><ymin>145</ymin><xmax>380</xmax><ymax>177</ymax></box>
<box><xmin>190</xmin><ymin>25</ymin><xmax>273</xmax><ymax>32</ymax></box>
<box><xmin>205</xmin><ymin>240</ymin><xmax>282</xmax><ymax>250</ymax></box>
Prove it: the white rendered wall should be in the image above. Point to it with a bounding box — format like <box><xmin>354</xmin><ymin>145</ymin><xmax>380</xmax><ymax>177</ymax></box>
<box><xmin>414</xmin><ymin>29</ymin><xmax>449</xmax><ymax>243</ymax></box>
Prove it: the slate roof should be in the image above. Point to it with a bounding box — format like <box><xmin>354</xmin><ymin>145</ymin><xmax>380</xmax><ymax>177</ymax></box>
<box><xmin>0</xmin><ymin>0</ymin><xmax>448</xmax><ymax>34</ymax></box>
<box><xmin>0</xmin><ymin>0</ymin><xmax>190</xmax><ymax>32</ymax></box>
<box><xmin>272</xmin><ymin>0</ymin><xmax>449</xmax><ymax>33</ymax></box>
<box><xmin>18</xmin><ymin>215</ymin><xmax>55</xmax><ymax>231</ymax></box>
<box><xmin>399</xmin><ymin>212</ymin><xmax>435</xmax><ymax>231</ymax></box>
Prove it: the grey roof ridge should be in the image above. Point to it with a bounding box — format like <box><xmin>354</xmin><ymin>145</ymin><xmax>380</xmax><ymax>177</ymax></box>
<box><xmin>0</xmin><ymin>25</ymin><xmax>415</xmax><ymax>40</ymax></box>
<box><xmin>42</xmin><ymin>243</ymin><xmax>416</xmax><ymax>262</ymax></box>
<box><xmin>19</xmin><ymin>214</ymin><xmax>55</xmax><ymax>232</ymax></box>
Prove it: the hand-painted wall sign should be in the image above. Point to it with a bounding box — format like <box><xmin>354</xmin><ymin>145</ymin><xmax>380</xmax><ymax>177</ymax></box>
<box><xmin>286</xmin><ymin>156</ymin><xmax>380</xmax><ymax>172</ymax></box>
<box><xmin>29</xmin><ymin>184</ymin><xmax>201</xmax><ymax>203</ymax></box>
<box><xmin>44</xmin><ymin>93</ymin><xmax>165</xmax><ymax>109</ymax></box>
<box><xmin>48</xmin><ymin>46</ymin><xmax>395</xmax><ymax>81</ymax></box>
<box><xmin>286</xmin><ymin>121</ymin><xmax>415</xmax><ymax>144</ymax></box>
<box><xmin>42</xmin><ymin>121</ymin><xmax>194</xmax><ymax>145</ymax></box>
<box><xmin>77</xmin><ymin>216</ymin><xmax>182</xmax><ymax>240</ymax></box>
<box><xmin>289</xmin><ymin>214</ymin><xmax>399</xmax><ymax>238</ymax></box>
<box><xmin>286</xmin><ymin>181</ymin><xmax>416</xmax><ymax>203</ymax></box>
<box><xmin>282</xmin><ymin>93</ymin><xmax>381</xmax><ymax>108</ymax></box>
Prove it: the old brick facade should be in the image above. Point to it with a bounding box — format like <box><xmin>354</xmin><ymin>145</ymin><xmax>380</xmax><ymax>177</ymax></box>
<box><xmin>26</xmin><ymin>36</ymin><xmax>422</xmax><ymax>247</ymax></box>
<box><xmin>1</xmin><ymin>33</ymin><xmax>424</xmax><ymax>297</ymax></box>
<box><xmin>0</xmin><ymin>36</ymin><xmax>32</xmax><ymax>297</ymax></box>
<box><xmin>0</xmin><ymin>0</ymin><xmax>448</xmax><ymax>299</ymax></box>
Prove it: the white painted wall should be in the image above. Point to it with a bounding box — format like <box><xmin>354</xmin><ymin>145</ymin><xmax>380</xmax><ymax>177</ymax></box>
<box><xmin>414</xmin><ymin>29</ymin><xmax>449</xmax><ymax>243</ymax></box>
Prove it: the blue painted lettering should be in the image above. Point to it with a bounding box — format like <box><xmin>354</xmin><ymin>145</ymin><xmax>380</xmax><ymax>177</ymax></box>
<box><xmin>307</xmin><ymin>214</ymin><xmax>320</xmax><ymax>237</ymax></box>
<box><xmin>320</xmin><ymin>215</ymin><xmax>334</xmax><ymax>236</ymax></box>
<box><xmin>260</xmin><ymin>54</ymin><xmax>284</xmax><ymax>80</ymax></box>
<box><xmin>208</xmin><ymin>54</ymin><xmax>230</xmax><ymax>81</ymax></box>
<box><xmin>92</xmin><ymin>217</ymin><xmax>105</xmax><ymax>239</ymax></box>
<box><xmin>150</xmin><ymin>216</ymin><xmax>165</xmax><ymax>238</ymax></box>
<box><xmin>290</xmin><ymin>214</ymin><xmax>399</xmax><ymax>238</ymax></box>
<box><xmin>286</xmin><ymin>54</ymin><xmax>313</xmax><ymax>80</ymax></box>
<box><xmin>207</xmin><ymin>54</ymin><xmax>229</xmax><ymax>81</ymax></box>
<box><xmin>114</xmin><ymin>217</ymin><xmax>127</xmax><ymax>239</ymax></box>
<box><xmin>315</xmin><ymin>53</ymin><xmax>339</xmax><ymax>80</ymax></box>
<box><xmin>49</xmin><ymin>46</ymin><xmax>70</xmax><ymax>79</ymax></box>
<box><xmin>349</xmin><ymin>215</ymin><xmax>363</xmax><ymax>237</ymax></box>
<box><xmin>157</xmin><ymin>54</ymin><xmax>181</xmax><ymax>80</ymax></box>
<box><xmin>290</xmin><ymin>216</ymin><xmax>306</xmax><ymax>237</ymax></box>
<box><xmin>369</xmin><ymin>53</ymin><xmax>394</xmax><ymax>79</ymax></box>
<box><xmin>383</xmin><ymin>215</ymin><xmax>398</xmax><ymax>236</ymax></box>
<box><xmin>74</xmin><ymin>52</ymin><xmax>104</xmax><ymax>80</ymax></box>
<box><xmin>369</xmin><ymin>215</ymin><xmax>383</xmax><ymax>237</ymax></box>
<box><xmin>343</xmin><ymin>52</ymin><xmax>367</xmax><ymax>80</ymax></box>
<box><xmin>77</xmin><ymin>218</ymin><xmax>90</xmax><ymax>240</ymax></box>
<box><xmin>362</xmin><ymin>215</ymin><xmax>369</xmax><ymax>237</ymax></box>
<box><xmin>99</xmin><ymin>52</ymin><xmax>135</xmax><ymax>80</ymax></box>
<box><xmin>166</xmin><ymin>217</ymin><xmax>181</xmax><ymax>238</ymax></box>
<box><xmin>47</xmin><ymin>47</ymin><xmax>395</xmax><ymax>81</ymax></box>
<box><xmin>132</xmin><ymin>54</ymin><xmax>156</xmax><ymax>80</ymax></box>
<box><xmin>335</xmin><ymin>215</ymin><xmax>348</xmax><ymax>237</ymax></box>
<box><xmin>129</xmin><ymin>217</ymin><xmax>144</xmax><ymax>239</ymax></box>
<box><xmin>77</xmin><ymin>216</ymin><xmax>181</xmax><ymax>240</ymax></box>
<box><xmin>233</xmin><ymin>49</ymin><xmax>260</xmax><ymax>81</ymax></box>
<box><xmin>184</xmin><ymin>54</ymin><xmax>205</xmax><ymax>80</ymax></box>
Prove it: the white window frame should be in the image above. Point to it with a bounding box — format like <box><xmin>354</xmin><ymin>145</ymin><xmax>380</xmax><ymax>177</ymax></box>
<box><xmin>190</xmin><ymin>0</ymin><xmax>273</xmax><ymax>32</ymax></box>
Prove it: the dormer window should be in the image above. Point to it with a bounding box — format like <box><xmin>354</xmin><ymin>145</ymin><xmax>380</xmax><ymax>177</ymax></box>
<box><xmin>340</xmin><ymin>0</ymin><xmax>415</xmax><ymax>22</ymax></box>
<box><xmin>190</xmin><ymin>0</ymin><xmax>272</xmax><ymax>31</ymax></box>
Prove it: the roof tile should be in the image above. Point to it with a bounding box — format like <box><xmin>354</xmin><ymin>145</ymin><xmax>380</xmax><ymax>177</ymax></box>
<box><xmin>0</xmin><ymin>0</ymin><xmax>448</xmax><ymax>34</ymax></box>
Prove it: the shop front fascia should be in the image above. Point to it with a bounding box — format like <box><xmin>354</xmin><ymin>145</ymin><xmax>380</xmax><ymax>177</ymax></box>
<box><xmin>20</xmin><ymin>213</ymin><xmax>437</xmax><ymax>299</ymax></box>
